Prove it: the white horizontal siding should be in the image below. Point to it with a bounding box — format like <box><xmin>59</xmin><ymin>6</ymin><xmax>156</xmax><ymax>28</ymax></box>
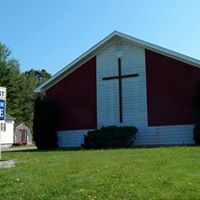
<box><xmin>96</xmin><ymin>40</ymin><xmax>150</xmax><ymax>146</ymax></box>
<box><xmin>57</xmin><ymin>124</ymin><xmax>194</xmax><ymax>147</ymax></box>
<box><xmin>135</xmin><ymin>125</ymin><xmax>194</xmax><ymax>145</ymax></box>
<box><xmin>96</xmin><ymin>40</ymin><xmax>147</xmax><ymax>128</ymax></box>
<box><xmin>57</xmin><ymin>130</ymin><xmax>91</xmax><ymax>148</ymax></box>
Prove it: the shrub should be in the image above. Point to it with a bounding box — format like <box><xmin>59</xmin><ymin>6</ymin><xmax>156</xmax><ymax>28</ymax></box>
<box><xmin>33</xmin><ymin>96</ymin><xmax>58</xmax><ymax>149</ymax></box>
<box><xmin>83</xmin><ymin>126</ymin><xmax>137</xmax><ymax>149</ymax></box>
<box><xmin>194</xmin><ymin>122</ymin><xmax>200</xmax><ymax>145</ymax></box>
<box><xmin>193</xmin><ymin>82</ymin><xmax>200</xmax><ymax>145</ymax></box>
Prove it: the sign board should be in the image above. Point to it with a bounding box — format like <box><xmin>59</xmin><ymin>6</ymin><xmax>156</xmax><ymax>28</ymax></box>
<box><xmin>0</xmin><ymin>87</ymin><xmax>6</xmax><ymax>121</ymax></box>
<box><xmin>0</xmin><ymin>87</ymin><xmax>6</xmax><ymax>160</ymax></box>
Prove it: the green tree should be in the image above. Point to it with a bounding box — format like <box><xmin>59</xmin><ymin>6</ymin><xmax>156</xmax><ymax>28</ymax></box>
<box><xmin>0</xmin><ymin>42</ymin><xmax>23</xmax><ymax>119</ymax></box>
<box><xmin>20</xmin><ymin>69</ymin><xmax>51</xmax><ymax>129</ymax></box>
<box><xmin>0</xmin><ymin>42</ymin><xmax>51</xmax><ymax>132</ymax></box>
<box><xmin>24</xmin><ymin>69</ymin><xmax>51</xmax><ymax>86</ymax></box>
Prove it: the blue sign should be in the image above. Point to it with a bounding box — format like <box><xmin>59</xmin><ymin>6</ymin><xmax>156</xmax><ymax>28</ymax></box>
<box><xmin>0</xmin><ymin>99</ymin><xmax>5</xmax><ymax>120</ymax></box>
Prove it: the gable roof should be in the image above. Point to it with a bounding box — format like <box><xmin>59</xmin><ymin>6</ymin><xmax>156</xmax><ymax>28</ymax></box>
<box><xmin>15</xmin><ymin>123</ymin><xmax>30</xmax><ymax>130</ymax></box>
<box><xmin>35</xmin><ymin>31</ymin><xmax>200</xmax><ymax>94</ymax></box>
<box><xmin>6</xmin><ymin>114</ymin><xmax>16</xmax><ymax>121</ymax></box>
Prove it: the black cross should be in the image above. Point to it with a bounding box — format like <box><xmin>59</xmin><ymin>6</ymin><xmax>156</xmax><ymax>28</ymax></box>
<box><xmin>102</xmin><ymin>58</ymin><xmax>138</xmax><ymax>123</ymax></box>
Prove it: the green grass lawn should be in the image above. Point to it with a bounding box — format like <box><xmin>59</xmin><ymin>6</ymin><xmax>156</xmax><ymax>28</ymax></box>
<box><xmin>1</xmin><ymin>147</ymin><xmax>200</xmax><ymax>200</ymax></box>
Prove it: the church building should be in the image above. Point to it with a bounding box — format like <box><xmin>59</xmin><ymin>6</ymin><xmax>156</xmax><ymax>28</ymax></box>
<box><xmin>35</xmin><ymin>31</ymin><xmax>200</xmax><ymax>148</ymax></box>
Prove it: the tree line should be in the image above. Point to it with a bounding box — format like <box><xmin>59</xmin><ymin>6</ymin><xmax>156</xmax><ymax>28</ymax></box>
<box><xmin>0</xmin><ymin>41</ymin><xmax>51</xmax><ymax>130</ymax></box>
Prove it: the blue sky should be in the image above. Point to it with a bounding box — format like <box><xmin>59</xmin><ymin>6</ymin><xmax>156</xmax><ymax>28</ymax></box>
<box><xmin>0</xmin><ymin>0</ymin><xmax>200</xmax><ymax>75</ymax></box>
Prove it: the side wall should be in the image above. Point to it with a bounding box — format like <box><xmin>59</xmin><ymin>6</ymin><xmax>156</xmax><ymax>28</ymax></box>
<box><xmin>51</xmin><ymin>41</ymin><xmax>199</xmax><ymax>147</ymax></box>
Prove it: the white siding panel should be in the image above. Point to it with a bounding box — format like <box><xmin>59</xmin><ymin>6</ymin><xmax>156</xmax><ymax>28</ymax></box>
<box><xmin>96</xmin><ymin>40</ymin><xmax>148</xmax><ymax>128</ymax></box>
<box><xmin>57</xmin><ymin>130</ymin><xmax>91</xmax><ymax>148</ymax></box>
<box><xmin>135</xmin><ymin>125</ymin><xmax>194</xmax><ymax>145</ymax></box>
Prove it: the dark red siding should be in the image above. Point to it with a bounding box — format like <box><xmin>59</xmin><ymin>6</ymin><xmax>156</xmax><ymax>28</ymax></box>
<box><xmin>146</xmin><ymin>49</ymin><xmax>200</xmax><ymax>126</ymax></box>
<box><xmin>46</xmin><ymin>57</ymin><xmax>97</xmax><ymax>131</ymax></box>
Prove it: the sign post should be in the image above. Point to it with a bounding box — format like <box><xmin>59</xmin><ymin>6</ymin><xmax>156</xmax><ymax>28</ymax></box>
<box><xmin>0</xmin><ymin>87</ymin><xmax>6</xmax><ymax>160</ymax></box>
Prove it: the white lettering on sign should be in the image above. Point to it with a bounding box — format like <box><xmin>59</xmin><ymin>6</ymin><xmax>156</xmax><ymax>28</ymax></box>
<box><xmin>0</xmin><ymin>86</ymin><xmax>6</xmax><ymax>159</ymax></box>
<box><xmin>0</xmin><ymin>87</ymin><xmax>6</xmax><ymax>100</ymax></box>
<box><xmin>0</xmin><ymin>109</ymin><xmax>3</xmax><ymax>118</ymax></box>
